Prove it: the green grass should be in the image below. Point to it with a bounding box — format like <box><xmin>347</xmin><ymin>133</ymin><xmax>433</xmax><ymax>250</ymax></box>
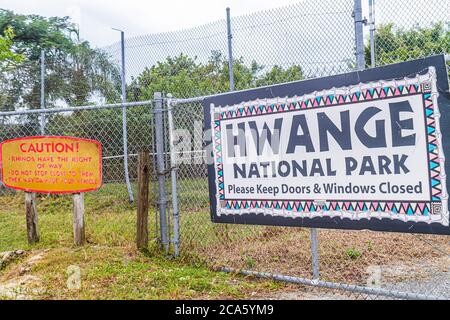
<box><xmin>0</xmin><ymin>245</ymin><xmax>280</xmax><ymax>300</ymax></box>
<box><xmin>345</xmin><ymin>247</ymin><xmax>362</xmax><ymax>260</ymax></box>
<box><xmin>0</xmin><ymin>182</ymin><xmax>285</xmax><ymax>299</ymax></box>
<box><xmin>2</xmin><ymin>179</ymin><xmax>449</xmax><ymax>297</ymax></box>
<box><xmin>0</xmin><ymin>183</ymin><xmax>139</xmax><ymax>251</ymax></box>
<box><xmin>0</xmin><ymin>179</ymin><xmax>243</xmax><ymax>252</ymax></box>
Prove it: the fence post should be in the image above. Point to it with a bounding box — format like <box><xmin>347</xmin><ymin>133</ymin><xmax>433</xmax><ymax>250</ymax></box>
<box><xmin>25</xmin><ymin>192</ymin><xmax>39</xmax><ymax>244</ymax></box>
<box><xmin>226</xmin><ymin>7</ymin><xmax>235</xmax><ymax>91</ymax></box>
<box><xmin>166</xmin><ymin>94</ymin><xmax>180</xmax><ymax>257</ymax></box>
<box><xmin>118</xmin><ymin>29</ymin><xmax>134</xmax><ymax>203</ymax></box>
<box><xmin>369</xmin><ymin>0</ymin><xmax>376</xmax><ymax>68</ymax></box>
<box><xmin>73</xmin><ymin>193</ymin><xmax>85</xmax><ymax>246</ymax></box>
<box><xmin>310</xmin><ymin>228</ymin><xmax>320</xmax><ymax>280</ymax></box>
<box><xmin>353</xmin><ymin>0</ymin><xmax>365</xmax><ymax>70</ymax></box>
<box><xmin>154</xmin><ymin>92</ymin><xmax>169</xmax><ymax>253</ymax></box>
<box><xmin>137</xmin><ymin>151</ymin><xmax>150</xmax><ymax>250</ymax></box>
<box><xmin>40</xmin><ymin>50</ymin><xmax>45</xmax><ymax>135</ymax></box>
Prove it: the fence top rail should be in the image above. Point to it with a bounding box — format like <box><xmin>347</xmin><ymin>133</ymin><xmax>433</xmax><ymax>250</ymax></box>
<box><xmin>0</xmin><ymin>100</ymin><xmax>154</xmax><ymax>117</ymax></box>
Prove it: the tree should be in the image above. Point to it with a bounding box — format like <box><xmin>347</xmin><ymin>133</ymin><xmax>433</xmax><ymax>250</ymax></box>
<box><xmin>0</xmin><ymin>25</ymin><xmax>24</xmax><ymax>112</ymax></box>
<box><xmin>0</xmin><ymin>26</ymin><xmax>23</xmax><ymax>69</ymax></box>
<box><xmin>365</xmin><ymin>22</ymin><xmax>450</xmax><ymax>67</ymax></box>
<box><xmin>128</xmin><ymin>50</ymin><xmax>304</xmax><ymax>101</ymax></box>
<box><xmin>256</xmin><ymin>65</ymin><xmax>304</xmax><ymax>87</ymax></box>
<box><xmin>0</xmin><ymin>9</ymin><xmax>121</xmax><ymax>112</ymax></box>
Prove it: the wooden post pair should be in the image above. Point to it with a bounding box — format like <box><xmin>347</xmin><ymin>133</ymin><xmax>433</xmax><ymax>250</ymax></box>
<box><xmin>25</xmin><ymin>151</ymin><xmax>151</xmax><ymax>248</ymax></box>
<box><xmin>24</xmin><ymin>192</ymin><xmax>85</xmax><ymax>246</ymax></box>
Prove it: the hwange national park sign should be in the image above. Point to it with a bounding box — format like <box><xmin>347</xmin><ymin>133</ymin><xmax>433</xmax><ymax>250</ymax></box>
<box><xmin>203</xmin><ymin>55</ymin><xmax>450</xmax><ymax>235</ymax></box>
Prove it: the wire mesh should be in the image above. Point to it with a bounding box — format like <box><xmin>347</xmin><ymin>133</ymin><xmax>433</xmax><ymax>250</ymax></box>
<box><xmin>170</xmin><ymin>96</ymin><xmax>450</xmax><ymax>300</ymax></box>
<box><xmin>102</xmin><ymin>0</ymin><xmax>356</xmax><ymax>100</ymax></box>
<box><xmin>164</xmin><ymin>0</ymin><xmax>449</xmax><ymax>300</ymax></box>
<box><xmin>0</xmin><ymin>103</ymin><xmax>157</xmax><ymax>253</ymax></box>
<box><xmin>373</xmin><ymin>0</ymin><xmax>449</xmax><ymax>67</ymax></box>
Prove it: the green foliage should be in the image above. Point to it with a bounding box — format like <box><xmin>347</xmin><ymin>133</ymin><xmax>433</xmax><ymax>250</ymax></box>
<box><xmin>366</xmin><ymin>240</ymin><xmax>374</xmax><ymax>252</ymax></box>
<box><xmin>256</xmin><ymin>65</ymin><xmax>304</xmax><ymax>87</ymax></box>
<box><xmin>0</xmin><ymin>26</ymin><xmax>23</xmax><ymax>70</ymax></box>
<box><xmin>245</xmin><ymin>256</ymin><xmax>256</xmax><ymax>268</ymax></box>
<box><xmin>128</xmin><ymin>50</ymin><xmax>304</xmax><ymax>100</ymax></box>
<box><xmin>0</xmin><ymin>9</ymin><xmax>121</xmax><ymax>112</ymax></box>
<box><xmin>345</xmin><ymin>247</ymin><xmax>362</xmax><ymax>260</ymax></box>
<box><xmin>365</xmin><ymin>22</ymin><xmax>450</xmax><ymax>67</ymax></box>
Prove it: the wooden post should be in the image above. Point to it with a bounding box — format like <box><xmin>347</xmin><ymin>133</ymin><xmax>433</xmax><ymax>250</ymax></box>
<box><xmin>137</xmin><ymin>151</ymin><xmax>150</xmax><ymax>250</ymax></box>
<box><xmin>25</xmin><ymin>192</ymin><xmax>39</xmax><ymax>244</ymax></box>
<box><xmin>73</xmin><ymin>193</ymin><xmax>85</xmax><ymax>246</ymax></box>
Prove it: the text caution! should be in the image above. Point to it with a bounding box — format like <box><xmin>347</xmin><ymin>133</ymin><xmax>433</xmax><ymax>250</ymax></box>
<box><xmin>0</xmin><ymin>136</ymin><xmax>102</xmax><ymax>194</ymax></box>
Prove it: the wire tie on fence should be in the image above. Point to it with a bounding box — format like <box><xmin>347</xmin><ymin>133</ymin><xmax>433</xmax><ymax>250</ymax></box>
<box><xmin>354</xmin><ymin>19</ymin><xmax>368</xmax><ymax>24</ymax></box>
<box><xmin>156</xmin><ymin>199</ymin><xmax>168</xmax><ymax>206</ymax></box>
<box><xmin>153</xmin><ymin>108</ymin><xmax>167</xmax><ymax>114</ymax></box>
<box><xmin>157</xmin><ymin>169</ymin><xmax>171</xmax><ymax>175</ymax></box>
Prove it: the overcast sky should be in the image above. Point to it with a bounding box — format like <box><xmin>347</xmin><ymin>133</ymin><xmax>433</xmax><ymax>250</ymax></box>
<box><xmin>0</xmin><ymin>0</ymin><xmax>305</xmax><ymax>47</ymax></box>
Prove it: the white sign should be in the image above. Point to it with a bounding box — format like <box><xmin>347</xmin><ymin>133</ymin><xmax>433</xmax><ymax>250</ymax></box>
<box><xmin>210</xmin><ymin>67</ymin><xmax>448</xmax><ymax>226</ymax></box>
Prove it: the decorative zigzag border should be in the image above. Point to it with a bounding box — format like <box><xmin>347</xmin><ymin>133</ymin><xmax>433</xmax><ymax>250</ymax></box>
<box><xmin>210</xmin><ymin>68</ymin><xmax>449</xmax><ymax>226</ymax></box>
<box><xmin>216</xmin><ymin>83</ymin><xmax>421</xmax><ymax>120</ymax></box>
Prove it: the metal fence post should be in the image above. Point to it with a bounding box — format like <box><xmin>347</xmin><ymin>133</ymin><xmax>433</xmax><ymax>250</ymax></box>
<box><xmin>154</xmin><ymin>92</ymin><xmax>169</xmax><ymax>253</ymax></box>
<box><xmin>40</xmin><ymin>50</ymin><xmax>45</xmax><ymax>135</ymax></box>
<box><xmin>117</xmin><ymin>29</ymin><xmax>134</xmax><ymax>203</ymax></box>
<box><xmin>310</xmin><ymin>228</ymin><xmax>320</xmax><ymax>280</ymax></box>
<box><xmin>226</xmin><ymin>7</ymin><xmax>235</xmax><ymax>91</ymax></box>
<box><xmin>369</xmin><ymin>0</ymin><xmax>376</xmax><ymax>68</ymax></box>
<box><xmin>167</xmin><ymin>94</ymin><xmax>180</xmax><ymax>257</ymax></box>
<box><xmin>353</xmin><ymin>0</ymin><xmax>365</xmax><ymax>70</ymax></box>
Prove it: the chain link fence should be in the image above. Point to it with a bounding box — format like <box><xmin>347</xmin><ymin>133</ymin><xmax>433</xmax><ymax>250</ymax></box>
<box><xmin>169</xmin><ymin>95</ymin><xmax>450</xmax><ymax>300</ymax></box>
<box><xmin>102</xmin><ymin>0</ymin><xmax>356</xmax><ymax>99</ymax></box>
<box><xmin>161</xmin><ymin>0</ymin><xmax>450</xmax><ymax>299</ymax></box>
<box><xmin>0</xmin><ymin>102</ymin><xmax>157</xmax><ymax>252</ymax></box>
<box><xmin>0</xmin><ymin>0</ymin><xmax>449</xmax><ymax>299</ymax></box>
<box><xmin>374</xmin><ymin>0</ymin><xmax>449</xmax><ymax>67</ymax></box>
